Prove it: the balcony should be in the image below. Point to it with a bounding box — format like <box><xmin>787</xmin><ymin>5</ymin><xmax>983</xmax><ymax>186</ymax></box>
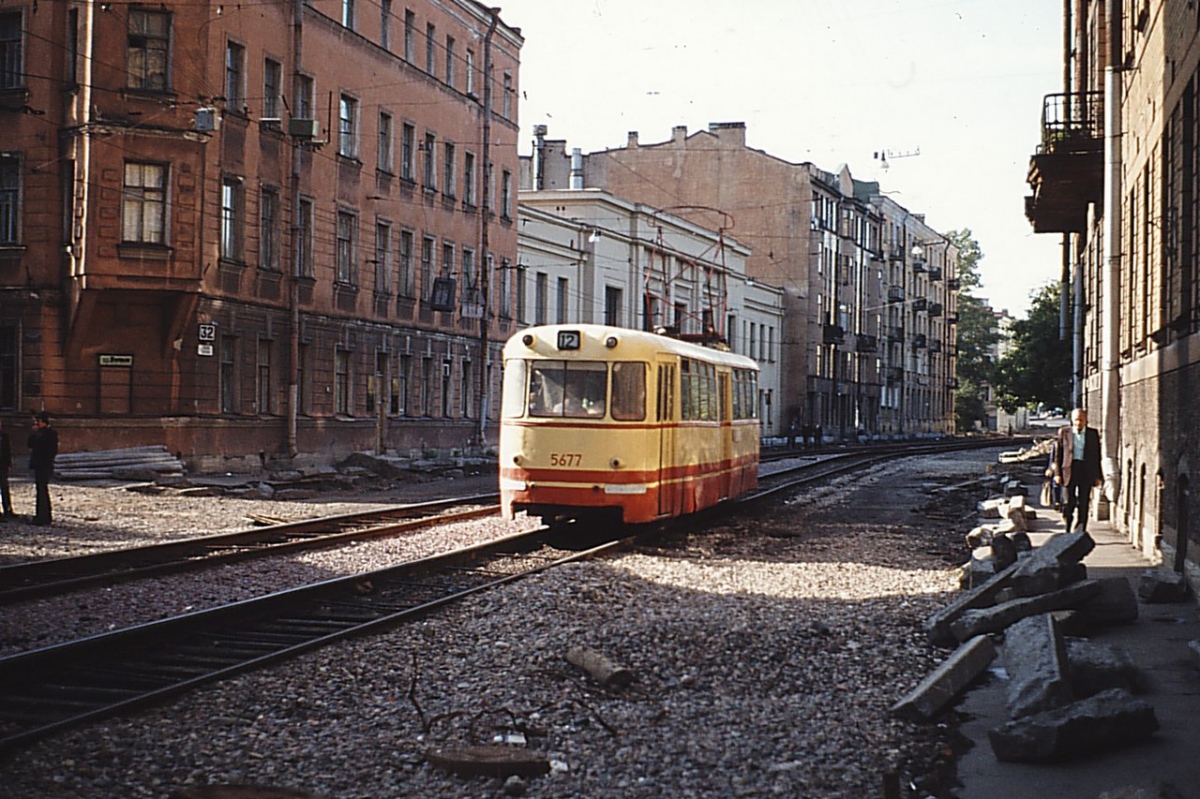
<box><xmin>946</xmin><ymin>311</ymin><xmax>959</xmax><ymax>324</ymax></box>
<box><xmin>929</xmin><ymin>339</ymin><xmax>942</xmax><ymax>353</ymax></box>
<box><xmin>886</xmin><ymin>366</ymin><xmax>904</xmax><ymax>384</ymax></box>
<box><xmin>886</xmin><ymin>325</ymin><xmax>904</xmax><ymax>344</ymax></box>
<box><xmin>887</xmin><ymin>286</ymin><xmax>905</xmax><ymax>303</ymax></box>
<box><xmin>822</xmin><ymin>324</ymin><xmax>845</xmax><ymax>345</ymax></box>
<box><xmin>855</xmin><ymin>333</ymin><xmax>878</xmax><ymax>353</ymax></box>
<box><xmin>946</xmin><ymin>278</ymin><xmax>961</xmax><ymax>291</ymax></box>
<box><xmin>1025</xmin><ymin>91</ymin><xmax>1104</xmax><ymax>233</ymax></box>
<box><xmin>929</xmin><ymin>302</ymin><xmax>943</xmax><ymax>317</ymax></box>
<box><xmin>912</xmin><ymin>258</ymin><xmax>926</xmax><ymax>274</ymax></box>
<box><xmin>929</xmin><ymin>266</ymin><xmax>943</xmax><ymax>281</ymax></box>
<box><xmin>913</xmin><ymin>333</ymin><xmax>927</xmax><ymax>349</ymax></box>
<box><xmin>912</xmin><ymin>297</ymin><xmax>928</xmax><ymax>312</ymax></box>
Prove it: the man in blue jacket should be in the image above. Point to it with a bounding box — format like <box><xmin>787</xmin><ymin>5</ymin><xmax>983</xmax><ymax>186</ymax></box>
<box><xmin>1053</xmin><ymin>407</ymin><xmax>1102</xmax><ymax>533</ymax></box>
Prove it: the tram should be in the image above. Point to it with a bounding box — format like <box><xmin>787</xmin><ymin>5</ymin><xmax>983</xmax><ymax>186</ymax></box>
<box><xmin>499</xmin><ymin>324</ymin><xmax>760</xmax><ymax>525</ymax></box>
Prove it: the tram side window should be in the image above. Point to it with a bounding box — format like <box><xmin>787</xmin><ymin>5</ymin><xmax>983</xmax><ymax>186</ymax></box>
<box><xmin>732</xmin><ymin>368</ymin><xmax>759</xmax><ymax>420</ymax></box>
<box><xmin>681</xmin><ymin>359</ymin><xmax>718</xmax><ymax>421</ymax></box>
<box><xmin>611</xmin><ymin>362</ymin><xmax>647</xmax><ymax>421</ymax></box>
<box><xmin>501</xmin><ymin>359</ymin><xmax>527</xmax><ymax>418</ymax></box>
<box><xmin>528</xmin><ymin>360</ymin><xmax>607</xmax><ymax>418</ymax></box>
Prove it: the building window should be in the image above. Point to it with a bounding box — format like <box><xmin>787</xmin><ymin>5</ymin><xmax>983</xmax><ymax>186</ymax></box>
<box><xmin>425</xmin><ymin>23</ymin><xmax>436</xmax><ymax>75</ymax></box>
<box><xmin>441</xmin><ymin>359</ymin><xmax>452</xmax><ymax>417</ymax></box>
<box><xmin>296</xmin><ymin>197</ymin><xmax>314</xmax><ymax>278</ymax></box>
<box><xmin>380</xmin><ymin>0</ymin><xmax>392</xmax><ymax>49</ymax></box>
<box><xmin>399</xmin><ymin>229</ymin><xmax>415</xmax><ymax>297</ymax></box>
<box><xmin>403</xmin><ymin>10</ymin><xmax>415</xmax><ymax>62</ymax></box>
<box><xmin>338</xmin><ymin>94</ymin><xmax>359</xmax><ymax>158</ymax></box>
<box><xmin>0</xmin><ymin>323</ymin><xmax>17</xmax><ymax>410</ymax></box>
<box><xmin>557</xmin><ymin>277</ymin><xmax>569</xmax><ymax>324</ymax></box>
<box><xmin>442</xmin><ymin>242</ymin><xmax>454</xmax><ymax>283</ymax></box>
<box><xmin>465</xmin><ymin>49</ymin><xmax>475</xmax><ymax>95</ymax></box>
<box><xmin>295</xmin><ymin>73</ymin><xmax>314</xmax><ymax>120</ymax></box>
<box><xmin>396</xmin><ymin>354</ymin><xmax>410</xmax><ymax>415</ymax></box>
<box><xmin>535</xmin><ymin>273</ymin><xmax>547</xmax><ymax>325</ymax></box>
<box><xmin>461</xmin><ymin>360</ymin><xmax>472</xmax><ymax>417</ymax></box>
<box><xmin>121</xmin><ymin>162</ymin><xmax>167</xmax><ymax>244</ymax></box>
<box><xmin>297</xmin><ymin>343</ymin><xmax>311</xmax><ymax>415</ymax></box>
<box><xmin>263</xmin><ymin>58</ymin><xmax>282</xmax><ymax>118</ymax></box>
<box><xmin>516</xmin><ymin>265</ymin><xmax>527</xmax><ymax>322</ymax></box>
<box><xmin>606</xmin><ymin>286</ymin><xmax>623</xmax><ymax>327</ymax></box>
<box><xmin>500</xmin><ymin>169</ymin><xmax>512</xmax><ymax>219</ymax></box>
<box><xmin>378</xmin><ymin>111</ymin><xmax>393</xmax><ymax>172</ymax></box>
<box><xmin>220</xmin><ymin>176</ymin><xmax>243</xmax><ymax>261</ymax></box>
<box><xmin>126</xmin><ymin>9</ymin><xmax>170</xmax><ymax>91</ymax></box>
<box><xmin>257</xmin><ymin>339</ymin><xmax>273</xmax><ymax>415</ymax></box>
<box><xmin>463</xmin><ymin>152</ymin><xmax>476</xmax><ymax>206</ymax></box>
<box><xmin>461</xmin><ymin>247</ymin><xmax>475</xmax><ymax>299</ymax></box>
<box><xmin>420</xmin><ymin>357</ymin><xmax>434</xmax><ymax>415</ymax></box>
<box><xmin>375</xmin><ymin>220</ymin><xmax>393</xmax><ymax>295</ymax></box>
<box><xmin>336</xmin><ymin>210</ymin><xmax>357</xmax><ymax>285</ymax></box>
<box><xmin>220</xmin><ymin>336</ymin><xmax>238</xmax><ymax>414</ymax></box>
<box><xmin>0</xmin><ymin>154</ymin><xmax>19</xmax><ymax>245</ymax></box>
<box><xmin>445</xmin><ymin>35</ymin><xmax>455</xmax><ymax>87</ymax></box>
<box><xmin>225</xmin><ymin>41</ymin><xmax>245</xmax><ymax>110</ymax></box>
<box><xmin>420</xmin><ymin>235</ymin><xmax>435</xmax><ymax>299</ymax></box>
<box><xmin>260</xmin><ymin>186</ymin><xmax>280</xmax><ymax>270</ymax></box>
<box><xmin>342</xmin><ymin>0</ymin><xmax>356</xmax><ymax>30</ymax></box>
<box><xmin>443</xmin><ymin>142</ymin><xmax>456</xmax><ymax>198</ymax></box>
<box><xmin>335</xmin><ymin>349</ymin><xmax>351</xmax><ymax>415</ymax></box>
<box><xmin>502</xmin><ymin>71</ymin><xmax>513</xmax><ymax>119</ymax></box>
<box><xmin>401</xmin><ymin>122</ymin><xmax>415</xmax><ymax>181</ymax></box>
<box><xmin>0</xmin><ymin>12</ymin><xmax>23</xmax><ymax>90</ymax></box>
<box><xmin>422</xmin><ymin>132</ymin><xmax>437</xmax><ymax>189</ymax></box>
<box><xmin>499</xmin><ymin>259</ymin><xmax>512</xmax><ymax>318</ymax></box>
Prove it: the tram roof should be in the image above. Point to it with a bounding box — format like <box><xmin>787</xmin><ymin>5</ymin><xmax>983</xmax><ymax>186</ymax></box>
<box><xmin>502</xmin><ymin>324</ymin><xmax>759</xmax><ymax>371</ymax></box>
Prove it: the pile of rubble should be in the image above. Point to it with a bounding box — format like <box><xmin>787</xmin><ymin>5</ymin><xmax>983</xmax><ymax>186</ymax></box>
<box><xmin>893</xmin><ymin>468</ymin><xmax>1193</xmax><ymax>764</ymax></box>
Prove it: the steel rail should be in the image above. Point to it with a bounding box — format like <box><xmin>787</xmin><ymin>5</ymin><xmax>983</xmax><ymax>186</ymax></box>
<box><xmin>0</xmin><ymin>493</ymin><xmax>500</xmax><ymax>604</ymax></box>
<box><xmin>0</xmin><ymin>528</ymin><xmax>629</xmax><ymax>755</ymax></box>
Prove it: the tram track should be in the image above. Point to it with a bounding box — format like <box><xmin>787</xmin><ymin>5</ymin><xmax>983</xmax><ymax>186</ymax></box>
<box><xmin>0</xmin><ymin>494</ymin><xmax>500</xmax><ymax>605</ymax></box>
<box><xmin>0</xmin><ymin>527</ymin><xmax>630</xmax><ymax>756</ymax></box>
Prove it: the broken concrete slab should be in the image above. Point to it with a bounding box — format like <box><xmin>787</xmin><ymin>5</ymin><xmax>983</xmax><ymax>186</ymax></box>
<box><xmin>988</xmin><ymin>688</ymin><xmax>1158</xmax><ymax>763</ymax></box>
<box><xmin>925</xmin><ymin>561</ymin><xmax>1023</xmax><ymax>647</ymax></box>
<box><xmin>1066</xmin><ymin>638</ymin><xmax>1140</xmax><ymax>697</ymax></box>
<box><xmin>1080</xmin><ymin>577</ymin><xmax>1140</xmax><ymax>626</ymax></box>
<box><xmin>892</xmin><ymin>635</ymin><xmax>997</xmax><ymax>721</ymax></box>
<box><xmin>1003</xmin><ymin>614</ymin><xmax>1072</xmax><ymax>719</ymax></box>
<box><xmin>1138</xmin><ymin>569</ymin><xmax>1190</xmax><ymax>603</ymax></box>
<box><xmin>950</xmin><ymin>579</ymin><xmax>1103</xmax><ymax>642</ymax></box>
<box><xmin>1010</xmin><ymin>531</ymin><xmax>1094</xmax><ymax>597</ymax></box>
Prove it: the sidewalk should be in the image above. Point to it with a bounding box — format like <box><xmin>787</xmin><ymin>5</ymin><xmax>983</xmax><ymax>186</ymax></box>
<box><xmin>954</xmin><ymin>510</ymin><xmax>1200</xmax><ymax>798</ymax></box>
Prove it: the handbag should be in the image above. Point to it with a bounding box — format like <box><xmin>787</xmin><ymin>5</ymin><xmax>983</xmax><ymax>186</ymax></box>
<box><xmin>1039</xmin><ymin>479</ymin><xmax>1053</xmax><ymax>508</ymax></box>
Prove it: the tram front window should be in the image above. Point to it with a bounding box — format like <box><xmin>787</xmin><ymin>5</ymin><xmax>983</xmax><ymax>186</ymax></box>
<box><xmin>528</xmin><ymin>361</ymin><xmax>607</xmax><ymax>418</ymax></box>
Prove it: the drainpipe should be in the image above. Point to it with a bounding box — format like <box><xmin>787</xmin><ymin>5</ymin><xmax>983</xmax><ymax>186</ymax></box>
<box><xmin>286</xmin><ymin>0</ymin><xmax>304</xmax><ymax>459</ymax></box>
<box><xmin>1100</xmin><ymin>0</ymin><xmax>1123</xmax><ymax>506</ymax></box>
<box><xmin>475</xmin><ymin>9</ymin><xmax>499</xmax><ymax>448</ymax></box>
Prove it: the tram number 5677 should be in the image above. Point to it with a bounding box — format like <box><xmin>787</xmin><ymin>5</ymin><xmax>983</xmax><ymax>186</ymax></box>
<box><xmin>549</xmin><ymin>453</ymin><xmax>583</xmax><ymax>467</ymax></box>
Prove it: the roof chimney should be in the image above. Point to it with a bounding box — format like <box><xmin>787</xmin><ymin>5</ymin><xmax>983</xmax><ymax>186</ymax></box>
<box><xmin>708</xmin><ymin>121</ymin><xmax>747</xmax><ymax>147</ymax></box>
<box><xmin>627</xmin><ymin>130</ymin><xmax>639</xmax><ymax>148</ymax></box>
<box><xmin>672</xmin><ymin>125</ymin><xmax>687</xmax><ymax>144</ymax></box>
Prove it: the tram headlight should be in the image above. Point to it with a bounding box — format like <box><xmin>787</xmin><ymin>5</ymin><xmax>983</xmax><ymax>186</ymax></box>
<box><xmin>521</xmin><ymin>334</ymin><xmax>534</xmax><ymax>347</ymax></box>
<box><xmin>512</xmin><ymin>454</ymin><xmax>523</xmax><ymax>465</ymax></box>
<box><xmin>605</xmin><ymin>336</ymin><xmax>619</xmax><ymax>349</ymax></box>
<box><xmin>610</xmin><ymin>457</ymin><xmax>622</xmax><ymax>468</ymax></box>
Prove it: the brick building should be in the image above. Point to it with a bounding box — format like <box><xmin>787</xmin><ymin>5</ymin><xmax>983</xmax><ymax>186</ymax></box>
<box><xmin>0</xmin><ymin>0</ymin><xmax>521</xmax><ymax>469</ymax></box>
<box><xmin>525</xmin><ymin>122</ymin><xmax>958</xmax><ymax>440</ymax></box>
<box><xmin>1024</xmin><ymin>0</ymin><xmax>1200</xmax><ymax>568</ymax></box>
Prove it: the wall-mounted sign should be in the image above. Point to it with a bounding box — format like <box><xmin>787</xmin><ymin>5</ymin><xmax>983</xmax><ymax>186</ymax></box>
<box><xmin>198</xmin><ymin>344</ymin><xmax>214</xmax><ymax>357</ymax></box>
<box><xmin>198</xmin><ymin>323</ymin><xmax>216</xmax><ymax>342</ymax></box>
<box><xmin>99</xmin><ymin>354</ymin><xmax>133</xmax><ymax>367</ymax></box>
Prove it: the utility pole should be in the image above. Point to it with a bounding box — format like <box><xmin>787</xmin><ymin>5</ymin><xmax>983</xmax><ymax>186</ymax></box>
<box><xmin>475</xmin><ymin>9</ymin><xmax>500</xmax><ymax>448</ymax></box>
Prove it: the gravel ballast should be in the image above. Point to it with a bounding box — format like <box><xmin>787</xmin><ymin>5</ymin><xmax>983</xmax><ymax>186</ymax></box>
<box><xmin>0</xmin><ymin>450</ymin><xmax>996</xmax><ymax>798</ymax></box>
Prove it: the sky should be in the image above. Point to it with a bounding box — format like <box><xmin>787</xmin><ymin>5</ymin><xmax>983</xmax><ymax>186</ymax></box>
<box><xmin>495</xmin><ymin>0</ymin><xmax>1066</xmax><ymax>317</ymax></box>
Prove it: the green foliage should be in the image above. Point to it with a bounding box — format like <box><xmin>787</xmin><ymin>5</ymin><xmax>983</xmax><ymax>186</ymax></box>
<box><xmin>944</xmin><ymin>229</ymin><xmax>998</xmax><ymax>432</ymax></box>
<box><xmin>946</xmin><ymin>229</ymin><xmax>984</xmax><ymax>292</ymax></box>
<box><xmin>954</xmin><ymin>382</ymin><xmax>989</xmax><ymax>432</ymax></box>
<box><xmin>993</xmin><ymin>282</ymin><xmax>1072</xmax><ymax>413</ymax></box>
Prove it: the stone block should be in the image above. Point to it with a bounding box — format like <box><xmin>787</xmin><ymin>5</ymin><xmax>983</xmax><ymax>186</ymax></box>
<box><xmin>925</xmin><ymin>561</ymin><xmax>1022</xmax><ymax>647</ymax></box>
<box><xmin>966</xmin><ymin>525</ymin><xmax>996</xmax><ymax>548</ymax></box>
<box><xmin>1003</xmin><ymin>614</ymin><xmax>1072</xmax><ymax>719</ymax></box>
<box><xmin>951</xmin><ymin>580</ymin><xmax>1103</xmax><ymax>642</ymax></box>
<box><xmin>1138</xmin><ymin>569</ymin><xmax>1190</xmax><ymax>603</ymax></box>
<box><xmin>1066</xmin><ymin>638</ymin><xmax>1140</xmax><ymax>697</ymax></box>
<box><xmin>891</xmin><ymin>635</ymin><xmax>997</xmax><ymax>721</ymax></box>
<box><xmin>1010</xmin><ymin>531</ymin><xmax>1094</xmax><ymax>597</ymax></box>
<box><xmin>978</xmin><ymin>498</ymin><xmax>1005</xmax><ymax>519</ymax></box>
<box><xmin>1080</xmin><ymin>577</ymin><xmax>1140</xmax><ymax>625</ymax></box>
<box><xmin>991</xmin><ymin>534</ymin><xmax>1019</xmax><ymax>570</ymax></box>
<box><xmin>988</xmin><ymin>689</ymin><xmax>1158</xmax><ymax>763</ymax></box>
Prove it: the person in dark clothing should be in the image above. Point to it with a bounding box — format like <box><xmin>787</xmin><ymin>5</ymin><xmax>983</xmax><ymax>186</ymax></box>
<box><xmin>1053</xmin><ymin>407</ymin><xmax>1103</xmax><ymax>533</ymax></box>
<box><xmin>28</xmin><ymin>411</ymin><xmax>58</xmax><ymax>526</ymax></box>
<box><xmin>0</xmin><ymin>420</ymin><xmax>12</xmax><ymax>519</ymax></box>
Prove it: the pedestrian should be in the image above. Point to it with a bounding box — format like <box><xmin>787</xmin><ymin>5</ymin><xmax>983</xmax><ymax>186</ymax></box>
<box><xmin>0</xmin><ymin>419</ymin><xmax>12</xmax><ymax>519</ymax></box>
<box><xmin>1053</xmin><ymin>407</ymin><xmax>1102</xmax><ymax>533</ymax></box>
<box><xmin>27</xmin><ymin>411</ymin><xmax>58</xmax><ymax>526</ymax></box>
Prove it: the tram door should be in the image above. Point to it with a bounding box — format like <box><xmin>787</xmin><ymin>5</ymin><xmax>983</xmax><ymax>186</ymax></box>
<box><xmin>657</xmin><ymin>362</ymin><xmax>680</xmax><ymax>517</ymax></box>
<box><xmin>719</xmin><ymin>372</ymin><xmax>731</xmax><ymax>500</ymax></box>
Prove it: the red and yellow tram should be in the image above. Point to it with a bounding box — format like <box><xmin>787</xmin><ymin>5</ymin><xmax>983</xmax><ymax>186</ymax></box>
<box><xmin>499</xmin><ymin>324</ymin><xmax>760</xmax><ymax>525</ymax></box>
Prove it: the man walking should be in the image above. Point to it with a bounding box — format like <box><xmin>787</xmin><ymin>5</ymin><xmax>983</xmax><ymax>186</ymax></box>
<box><xmin>0</xmin><ymin>419</ymin><xmax>13</xmax><ymax>519</ymax></box>
<box><xmin>1053</xmin><ymin>407</ymin><xmax>1102</xmax><ymax>533</ymax></box>
<box><xmin>28</xmin><ymin>412</ymin><xmax>58</xmax><ymax>526</ymax></box>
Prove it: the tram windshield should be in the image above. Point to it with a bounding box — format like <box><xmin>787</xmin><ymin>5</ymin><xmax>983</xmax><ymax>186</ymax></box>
<box><xmin>528</xmin><ymin>361</ymin><xmax>607</xmax><ymax>418</ymax></box>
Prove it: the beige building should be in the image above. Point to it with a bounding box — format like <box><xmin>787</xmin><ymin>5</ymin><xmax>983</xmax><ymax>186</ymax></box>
<box><xmin>517</xmin><ymin>190</ymin><xmax>786</xmax><ymax>437</ymax></box>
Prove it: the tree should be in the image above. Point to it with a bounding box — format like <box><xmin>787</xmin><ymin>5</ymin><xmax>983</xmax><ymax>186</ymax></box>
<box><xmin>945</xmin><ymin>229</ymin><xmax>998</xmax><ymax>432</ymax></box>
<box><xmin>993</xmin><ymin>282</ymin><xmax>1072</xmax><ymax>413</ymax></box>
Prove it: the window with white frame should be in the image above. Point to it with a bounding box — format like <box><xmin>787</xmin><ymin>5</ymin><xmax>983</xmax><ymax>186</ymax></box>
<box><xmin>400</xmin><ymin>122</ymin><xmax>415</xmax><ymax>181</ymax></box>
<box><xmin>378</xmin><ymin>111</ymin><xmax>393</xmax><ymax>172</ymax></box>
<box><xmin>463</xmin><ymin>151</ymin><xmax>476</xmax><ymax>206</ymax></box>
<box><xmin>126</xmin><ymin>9</ymin><xmax>170</xmax><ymax>91</ymax></box>
<box><xmin>502</xmin><ymin>72</ymin><xmax>513</xmax><ymax>119</ymax></box>
<box><xmin>425</xmin><ymin>23</ymin><xmax>436</xmax><ymax>75</ymax></box>
<box><xmin>403</xmin><ymin>10</ymin><xmax>415</xmax><ymax>62</ymax></box>
<box><xmin>336</xmin><ymin>210</ymin><xmax>357</xmax><ymax>285</ymax></box>
<box><xmin>557</xmin><ymin>278</ymin><xmax>569</xmax><ymax>324</ymax></box>
<box><xmin>423</xmin><ymin>132</ymin><xmax>436</xmax><ymax>189</ymax></box>
<box><xmin>500</xmin><ymin>169</ymin><xmax>512</xmax><ymax>219</ymax></box>
<box><xmin>225</xmin><ymin>41</ymin><xmax>245</xmax><ymax>109</ymax></box>
<box><xmin>342</xmin><ymin>0</ymin><xmax>356</xmax><ymax>30</ymax></box>
<box><xmin>121</xmin><ymin>162</ymin><xmax>167</xmax><ymax>244</ymax></box>
<box><xmin>421</xmin><ymin>235</ymin><xmax>434</xmax><ymax>299</ymax></box>
<box><xmin>338</xmin><ymin>94</ymin><xmax>359</xmax><ymax>158</ymax></box>
<box><xmin>498</xmin><ymin>258</ymin><xmax>512</xmax><ymax>318</ymax></box>
<box><xmin>260</xmin><ymin>186</ymin><xmax>280</xmax><ymax>270</ymax></box>
<box><xmin>465</xmin><ymin>49</ymin><xmax>475</xmax><ymax>95</ymax></box>
<box><xmin>295</xmin><ymin>73</ymin><xmax>314</xmax><ymax>120</ymax></box>
<box><xmin>445</xmin><ymin>35</ymin><xmax>455</xmax><ymax>88</ymax></box>
<box><xmin>380</xmin><ymin>0</ymin><xmax>392</xmax><ymax>49</ymax></box>
<box><xmin>375</xmin><ymin>220</ymin><xmax>393</xmax><ymax>295</ymax></box>
<box><xmin>443</xmin><ymin>141</ymin><xmax>456</xmax><ymax>198</ymax></box>
<box><xmin>220</xmin><ymin>176</ymin><xmax>243</xmax><ymax>261</ymax></box>
<box><xmin>296</xmin><ymin>196</ymin><xmax>314</xmax><ymax>278</ymax></box>
<box><xmin>335</xmin><ymin>348</ymin><xmax>351</xmax><ymax>414</ymax></box>
<box><xmin>398</xmin><ymin>229</ymin><xmax>414</xmax><ymax>297</ymax></box>
<box><xmin>263</xmin><ymin>58</ymin><xmax>282</xmax><ymax>118</ymax></box>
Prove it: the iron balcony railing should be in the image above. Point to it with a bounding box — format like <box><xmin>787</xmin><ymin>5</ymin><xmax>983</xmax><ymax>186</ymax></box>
<box><xmin>1038</xmin><ymin>91</ymin><xmax>1104</xmax><ymax>155</ymax></box>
